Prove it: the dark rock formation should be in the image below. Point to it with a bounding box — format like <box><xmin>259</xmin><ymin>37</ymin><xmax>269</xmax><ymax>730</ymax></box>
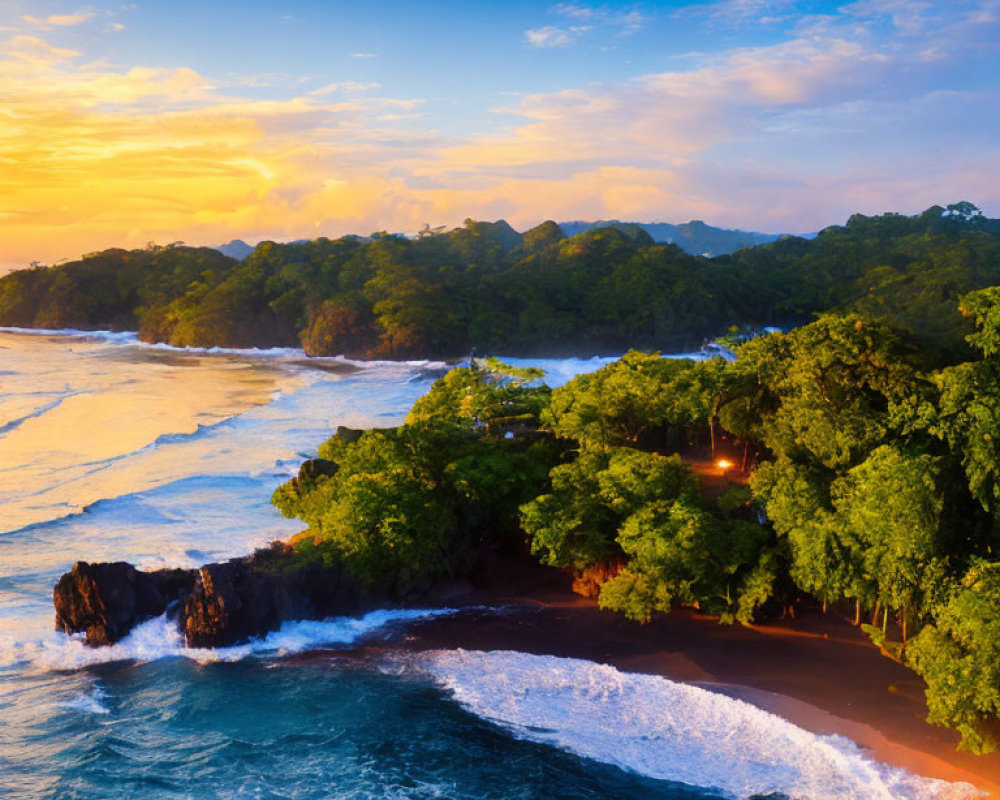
<box><xmin>53</xmin><ymin>561</ymin><xmax>194</xmax><ymax>646</ymax></box>
<box><xmin>182</xmin><ymin>544</ymin><xmax>383</xmax><ymax>647</ymax></box>
<box><xmin>54</xmin><ymin>544</ymin><xmax>390</xmax><ymax>649</ymax></box>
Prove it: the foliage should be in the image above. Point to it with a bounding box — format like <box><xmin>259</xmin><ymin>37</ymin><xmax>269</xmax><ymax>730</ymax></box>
<box><xmin>8</xmin><ymin>204</ymin><xmax>1000</xmax><ymax>361</ymax></box>
<box><xmin>541</xmin><ymin>351</ymin><xmax>706</xmax><ymax>448</ymax></box>
<box><xmin>909</xmin><ymin>561</ymin><xmax>1000</xmax><ymax>753</ymax></box>
<box><xmin>520</xmin><ymin>449</ymin><xmax>619</xmax><ymax>570</ymax></box>
<box><xmin>737</xmin><ymin>315</ymin><xmax>924</xmax><ymax>470</ymax></box>
<box><xmin>406</xmin><ymin>358</ymin><xmax>548</xmax><ymax>433</ymax></box>
<box><xmin>273</xmin><ymin>369</ymin><xmax>561</xmax><ymax>589</ymax></box>
<box><xmin>521</xmin><ymin>437</ymin><xmax>774</xmax><ymax>623</ymax></box>
<box><xmin>598</xmin><ymin>501</ymin><xmax>773</xmax><ymax>623</ymax></box>
<box><xmin>918</xmin><ymin>288</ymin><xmax>1000</xmax><ymax>514</ymax></box>
<box><xmin>522</xmin><ymin>447</ymin><xmax>698</xmax><ymax>570</ymax></box>
<box><xmin>833</xmin><ymin>446</ymin><xmax>950</xmax><ymax>629</ymax></box>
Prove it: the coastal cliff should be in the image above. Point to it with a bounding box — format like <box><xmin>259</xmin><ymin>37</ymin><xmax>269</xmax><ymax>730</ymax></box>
<box><xmin>53</xmin><ymin>544</ymin><xmax>392</xmax><ymax>648</ymax></box>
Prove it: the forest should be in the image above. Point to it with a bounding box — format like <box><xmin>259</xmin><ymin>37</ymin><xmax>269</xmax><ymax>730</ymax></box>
<box><xmin>3</xmin><ymin>201</ymin><xmax>1000</xmax><ymax>362</ymax></box>
<box><xmin>272</xmin><ymin>289</ymin><xmax>1000</xmax><ymax>755</ymax></box>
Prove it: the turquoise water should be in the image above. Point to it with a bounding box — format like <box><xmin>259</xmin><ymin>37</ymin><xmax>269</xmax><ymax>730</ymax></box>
<box><xmin>3</xmin><ymin>655</ymin><xmax>725</xmax><ymax>800</ymax></box>
<box><xmin>0</xmin><ymin>330</ymin><xmax>976</xmax><ymax>800</ymax></box>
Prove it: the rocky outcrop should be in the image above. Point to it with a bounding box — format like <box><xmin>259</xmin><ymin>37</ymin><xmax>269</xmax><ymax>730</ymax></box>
<box><xmin>53</xmin><ymin>561</ymin><xmax>194</xmax><ymax>646</ymax></box>
<box><xmin>54</xmin><ymin>545</ymin><xmax>390</xmax><ymax>649</ymax></box>
<box><xmin>182</xmin><ymin>544</ymin><xmax>383</xmax><ymax>647</ymax></box>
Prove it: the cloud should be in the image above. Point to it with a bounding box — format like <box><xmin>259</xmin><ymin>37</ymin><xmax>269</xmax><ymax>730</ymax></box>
<box><xmin>840</xmin><ymin>0</ymin><xmax>937</xmax><ymax>34</ymax></box>
<box><xmin>106</xmin><ymin>22</ymin><xmax>125</xmax><ymax>32</ymax></box>
<box><xmin>49</xmin><ymin>12</ymin><xmax>98</xmax><ymax>26</ymax></box>
<box><xmin>23</xmin><ymin>12</ymin><xmax>97</xmax><ymax>28</ymax></box>
<box><xmin>7</xmin><ymin>35</ymin><xmax>80</xmax><ymax>65</ymax></box>
<box><xmin>426</xmin><ymin>1</ymin><xmax>1000</xmax><ymax>231</ymax></box>
<box><xmin>0</xmin><ymin>34</ymin><xmax>440</xmax><ymax>265</ymax></box>
<box><xmin>524</xmin><ymin>3</ymin><xmax>648</xmax><ymax>48</ymax></box>
<box><xmin>678</xmin><ymin>0</ymin><xmax>799</xmax><ymax>25</ymax></box>
<box><xmin>308</xmin><ymin>81</ymin><xmax>381</xmax><ymax>96</ymax></box>
<box><xmin>551</xmin><ymin>3</ymin><xmax>649</xmax><ymax>32</ymax></box>
<box><xmin>524</xmin><ymin>26</ymin><xmax>576</xmax><ymax>47</ymax></box>
<box><xmin>1</xmin><ymin>3</ymin><xmax>999</xmax><ymax>268</ymax></box>
<box><xmin>350</xmin><ymin>52</ymin><xmax>376</xmax><ymax>58</ymax></box>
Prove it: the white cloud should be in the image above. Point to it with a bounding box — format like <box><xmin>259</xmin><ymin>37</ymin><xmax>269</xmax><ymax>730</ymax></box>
<box><xmin>524</xmin><ymin>25</ymin><xmax>575</xmax><ymax>47</ymax></box>
<box><xmin>551</xmin><ymin>3</ymin><xmax>649</xmax><ymax>32</ymax></box>
<box><xmin>308</xmin><ymin>81</ymin><xmax>381</xmax><ymax>96</ymax></box>
<box><xmin>678</xmin><ymin>0</ymin><xmax>799</xmax><ymax>25</ymax></box>
<box><xmin>524</xmin><ymin>4</ymin><xmax>648</xmax><ymax>48</ymax></box>
<box><xmin>840</xmin><ymin>0</ymin><xmax>936</xmax><ymax>34</ymax></box>
<box><xmin>350</xmin><ymin>52</ymin><xmax>376</xmax><ymax>58</ymax></box>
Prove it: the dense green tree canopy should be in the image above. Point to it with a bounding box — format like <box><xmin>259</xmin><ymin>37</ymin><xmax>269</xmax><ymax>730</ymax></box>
<box><xmin>6</xmin><ymin>204</ymin><xmax>1000</xmax><ymax>362</ymax></box>
<box><xmin>541</xmin><ymin>351</ymin><xmax>707</xmax><ymax>448</ymax></box>
<box><xmin>272</xmin><ymin>292</ymin><xmax>1000</xmax><ymax>750</ymax></box>
<box><xmin>909</xmin><ymin>561</ymin><xmax>1000</xmax><ymax>754</ymax></box>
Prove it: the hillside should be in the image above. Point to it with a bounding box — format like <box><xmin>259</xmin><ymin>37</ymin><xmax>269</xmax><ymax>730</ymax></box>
<box><xmin>1</xmin><ymin>203</ymin><xmax>998</xmax><ymax>364</ymax></box>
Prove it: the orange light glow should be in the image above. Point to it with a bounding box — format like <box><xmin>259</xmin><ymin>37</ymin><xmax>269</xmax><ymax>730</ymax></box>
<box><xmin>716</xmin><ymin>459</ymin><xmax>733</xmax><ymax>470</ymax></box>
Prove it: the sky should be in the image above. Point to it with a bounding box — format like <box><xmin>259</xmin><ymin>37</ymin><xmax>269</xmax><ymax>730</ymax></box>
<box><xmin>0</xmin><ymin>0</ymin><xmax>997</xmax><ymax>268</ymax></box>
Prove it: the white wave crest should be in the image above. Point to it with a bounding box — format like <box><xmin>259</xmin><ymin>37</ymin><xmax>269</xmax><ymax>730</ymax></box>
<box><xmin>0</xmin><ymin>325</ymin><xmax>447</xmax><ymax>368</ymax></box>
<box><xmin>5</xmin><ymin>608</ymin><xmax>458</xmax><ymax>672</ymax></box>
<box><xmin>0</xmin><ymin>325</ymin><xmax>140</xmax><ymax>345</ymax></box>
<box><xmin>57</xmin><ymin>685</ymin><xmax>110</xmax><ymax>715</ymax></box>
<box><xmin>422</xmin><ymin>650</ymin><xmax>982</xmax><ymax>800</ymax></box>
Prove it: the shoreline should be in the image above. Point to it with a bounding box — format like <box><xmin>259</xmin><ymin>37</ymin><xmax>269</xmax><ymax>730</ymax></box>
<box><xmin>331</xmin><ymin>568</ymin><xmax>1000</xmax><ymax>797</ymax></box>
<box><xmin>0</xmin><ymin>324</ymin><xmax>717</xmax><ymax>364</ymax></box>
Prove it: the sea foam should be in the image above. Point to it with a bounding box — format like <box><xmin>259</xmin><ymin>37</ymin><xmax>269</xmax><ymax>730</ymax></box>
<box><xmin>4</xmin><ymin>608</ymin><xmax>458</xmax><ymax>672</ymax></box>
<box><xmin>0</xmin><ymin>325</ymin><xmax>448</xmax><ymax>367</ymax></box>
<box><xmin>421</xmin><ymin>650</ymin><xmax>982</xmax><ymax>800</ymax></box>
<box><xmin>57</xmin><ymin>685</ymin><xmax>110</xmax><ymax>715</ymax></box>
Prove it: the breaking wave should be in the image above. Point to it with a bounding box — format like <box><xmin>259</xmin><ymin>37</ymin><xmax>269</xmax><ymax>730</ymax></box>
<box><xmin>3</xmin><ymin>608</ymin><xmax>459</xmax><ymax>672</ymax></box>
<box><xmin>421</xmin><ymin>650</ymin><xmax>981</xmax><ymax>800</ymax></box>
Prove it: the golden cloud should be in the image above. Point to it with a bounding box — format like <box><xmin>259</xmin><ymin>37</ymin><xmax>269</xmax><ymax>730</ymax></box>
<box><xmin>1</xmin><ymin>11</ymin><xmax>997</xmax><ymax>270</ymax></box>
<box><xmin>22</xmin><ymin>12</ymin><xmax>97</xmax><ymax>28</ymax></box>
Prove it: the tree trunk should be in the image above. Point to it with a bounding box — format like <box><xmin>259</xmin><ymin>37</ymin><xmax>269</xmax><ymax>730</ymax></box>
<box><xmin>872</xmin><ymin>600</ymin><xmax>881</xmax><ymax>627</ymax></box>
<box><xmin>710</xmin><ymin>418</ymin><xmax>716</xmax><ymax>457</ymax></box>
<box><xmin>742</xmin><ymin>440</ymin><xmax>750</xmax><ymax>473</ymax></box>
<box><xmin>882</xmin><ymin>605</ymin><xmax>888</xmax><ymax>636</ymax></box>
<box><xmin>854</xmin><ymin>598</ymin><xmax>861</xmax><ymax>626</ymax></box>
<box><xmin>902</xmin><ymin>612</ymin><xmax>907</xmax><ymax>643</ymax></box>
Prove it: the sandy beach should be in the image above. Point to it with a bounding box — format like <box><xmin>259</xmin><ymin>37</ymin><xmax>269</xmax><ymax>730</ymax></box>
<box><xmin>341</xmin><ymin>561</ymin><xmax>1000</xmax><ymax>797</ymax></box>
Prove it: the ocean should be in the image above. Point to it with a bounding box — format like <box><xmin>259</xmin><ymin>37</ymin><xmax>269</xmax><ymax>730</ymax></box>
<box><xmin>0</xmin><ymin>328</ymin><xmax>976</xmax><ymax>800</ymax></box>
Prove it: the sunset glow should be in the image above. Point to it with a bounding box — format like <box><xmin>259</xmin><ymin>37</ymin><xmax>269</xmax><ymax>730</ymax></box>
<box><xmin>1</xmin><ymin>0</ymin><xmax>998</xmax><ymax>269</ymax></box>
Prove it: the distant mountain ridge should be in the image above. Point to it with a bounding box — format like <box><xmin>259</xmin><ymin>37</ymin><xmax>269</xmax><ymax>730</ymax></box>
<box><xmin>214</xmin><ymin>218</ymin><xmax>786</xmax><ymax>260</ymax></box>
<box><xmin>216</xmin><ymin>239</ymin><xmax>255</xmax><ymax>261</ymax></box>
<box><xmin>557</xmin><ymin>219</ymin><xmax>784</xmax><ymax>256</ymax></box>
